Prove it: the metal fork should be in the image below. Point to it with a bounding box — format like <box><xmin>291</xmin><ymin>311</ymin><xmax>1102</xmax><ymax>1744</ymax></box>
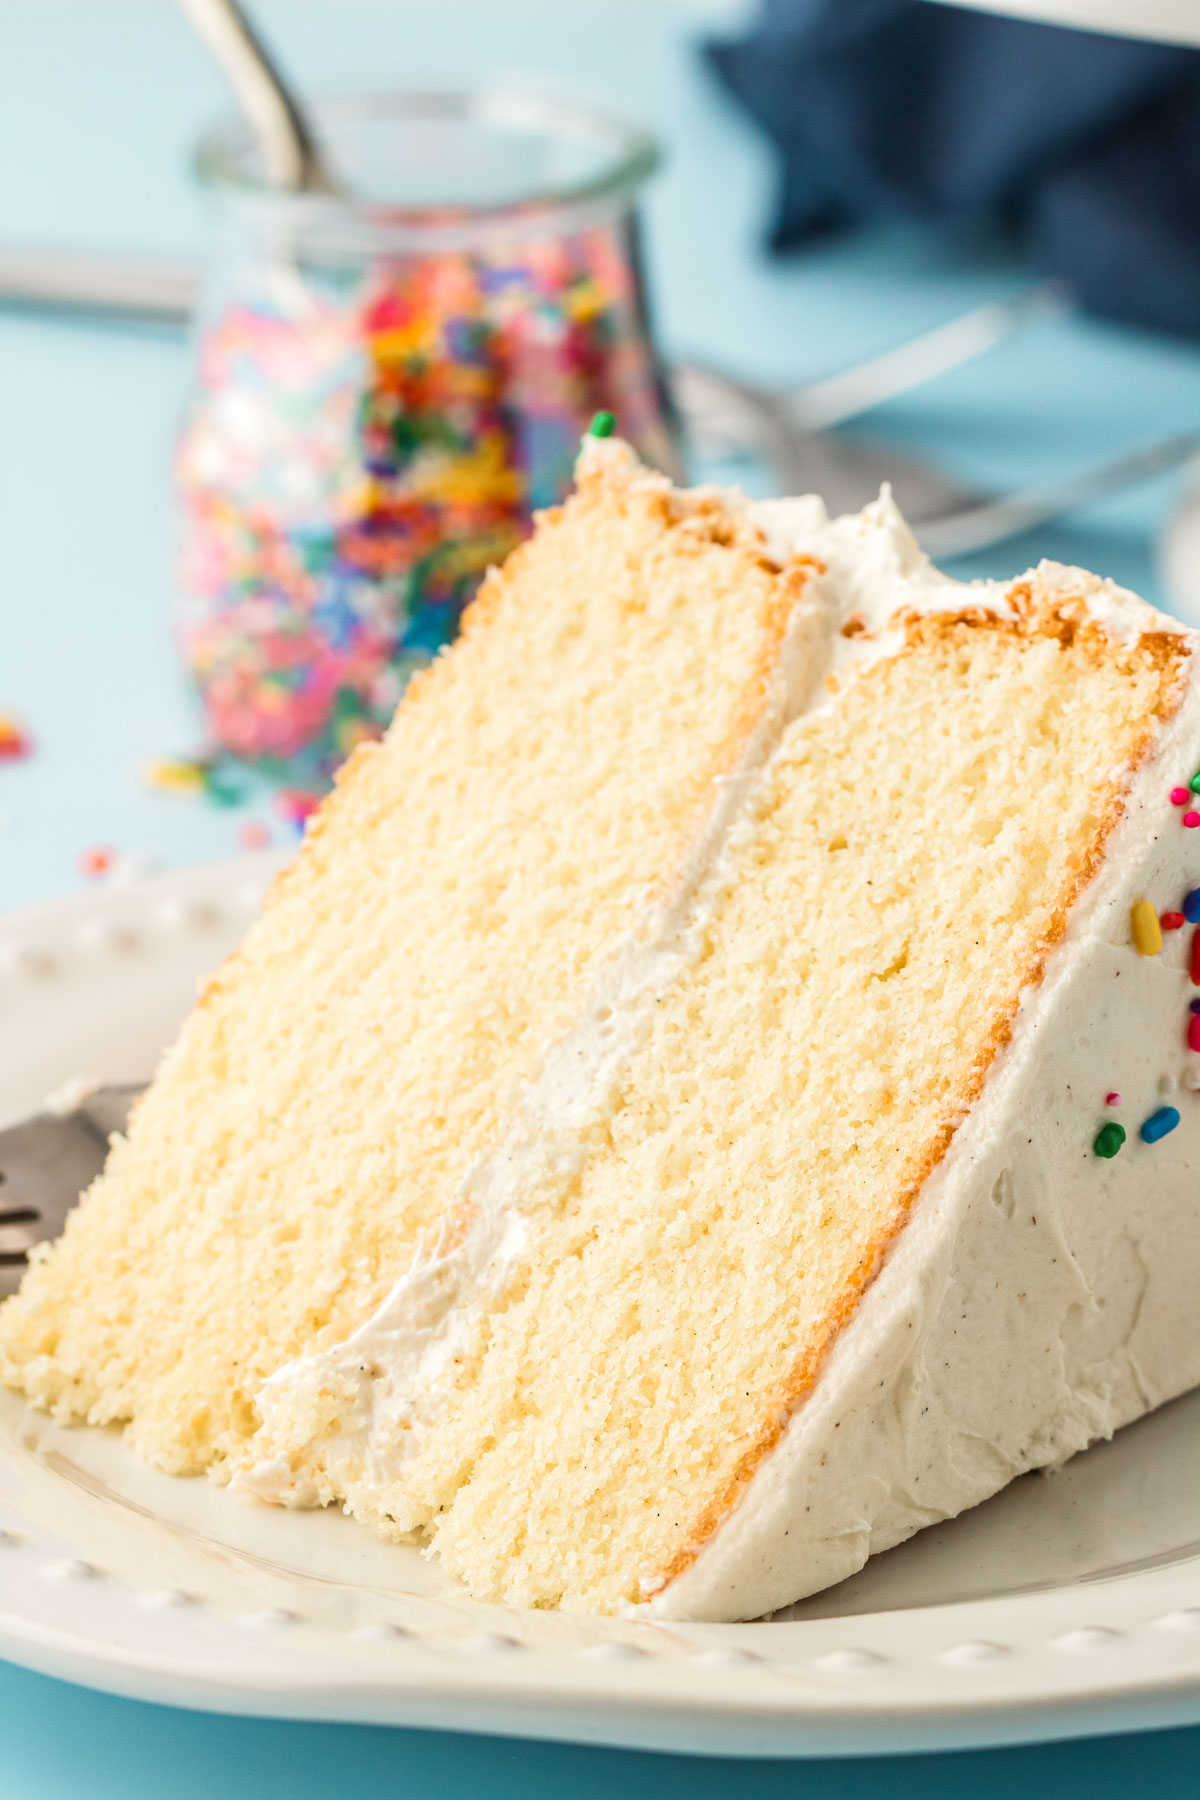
<box><xmin>0</xmin><ymin>1086</ymin><xmax>143</xmax><ymax>1298</ymax></box>
<box><xmin>1</xmin><ymin>253</ymin><xmax>1193</xmax><ymax>553</ymax></box>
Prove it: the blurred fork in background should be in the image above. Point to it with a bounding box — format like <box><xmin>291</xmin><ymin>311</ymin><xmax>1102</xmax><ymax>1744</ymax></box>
<box><xmin>1</xmin><ymin>249</ymin><xmax>1195</xmax><ymax>557</ymax></box>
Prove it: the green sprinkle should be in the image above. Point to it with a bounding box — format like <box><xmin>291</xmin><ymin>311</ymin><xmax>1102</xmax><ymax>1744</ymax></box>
<box><xmin>203</xmin><ymin>772</ymin><xmax>243</xmax><ymax>808</ymax></box>
<box><xmin>1189</xmin><ymin>770</ymin><xmax>1200</xmax><ymax>794</ymax></box>
<box><xmin>587</xmin><ymin>410</ymin><xmax>615</xmax><ymax>439</ymax></box>
<box><xmin>1093</xmin><ymin>1121</ymin><xmax>1126</xmax><ymax>1159</ymax></box>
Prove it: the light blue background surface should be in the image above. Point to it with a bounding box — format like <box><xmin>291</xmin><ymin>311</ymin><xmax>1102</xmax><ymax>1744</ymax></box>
<box><xmin>4</xmin><ymin>0</ymin><xmax>1200</xmax><ymax>912</ymax></box>
<box><xmin>1</xmin><ymin>2</ymin><xmax>1198</xmax><ymax>1792</ymax></box>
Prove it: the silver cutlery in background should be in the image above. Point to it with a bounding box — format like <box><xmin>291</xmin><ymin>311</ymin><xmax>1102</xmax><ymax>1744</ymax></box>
<box><xmin>0</xmin><ymin>248</ymin><xmax>199</xmax><ymax>324</ymax></box>
<box><xmin>673</xmin><ymin>278</ymin><xmax>1073</xmax><ymax>441</ymax></box>
<box><xmin>0</xmin><ymin>250</ymin><xmax>1192</xmax><ymax>558</ymax></box>
<box><xmin>919</xmin><ymin>432</ymin><xmax>1200</xmax><ymax>560</ymax></box>
<box><xmin>176</xmin><ymin>0</ymin><xmax>336</xmax><ymax>192</ymax></box>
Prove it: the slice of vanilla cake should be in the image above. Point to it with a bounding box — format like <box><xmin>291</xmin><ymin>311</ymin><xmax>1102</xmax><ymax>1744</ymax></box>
<box><xmin>240</xmin><ymin>480</ymin><xmax>1200</xmax><ymax>1619</ymax></box>
<box><xmin>0</xmin><ymin>442</ymin><xmax>822</xmax><ymax>1476</ymax></box>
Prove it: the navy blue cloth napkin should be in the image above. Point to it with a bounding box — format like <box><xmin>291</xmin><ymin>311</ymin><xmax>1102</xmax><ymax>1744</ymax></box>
<box><xmin>707</xmin><ymin>0</ymin><xmax>1200</xmax><ymax>338</ymax></box>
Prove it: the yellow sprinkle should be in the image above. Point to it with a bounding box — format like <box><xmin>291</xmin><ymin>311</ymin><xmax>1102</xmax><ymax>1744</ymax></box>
<box><xmin>1131</xmin><ymin>899</ymin><xmax>1163</xmax><ymax>956</ymax></box>
<box><xmin>143</xmin><ymin>757</ymin><xmax>206</xmax><ymax>796</ymax></box>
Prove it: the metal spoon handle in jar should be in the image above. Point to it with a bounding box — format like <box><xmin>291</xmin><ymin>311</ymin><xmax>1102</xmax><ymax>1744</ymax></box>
<box><xmin>175</xmin><ymin>0</ymin><xmax>336</xmax><ymax>192</ymax></box>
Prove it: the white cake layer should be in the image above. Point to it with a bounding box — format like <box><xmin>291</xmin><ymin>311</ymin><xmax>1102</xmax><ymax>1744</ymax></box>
<box><xmin>649</xmin><ymin>657</ymin><xmax>1200</xmax><ymax>1618</ymax></box>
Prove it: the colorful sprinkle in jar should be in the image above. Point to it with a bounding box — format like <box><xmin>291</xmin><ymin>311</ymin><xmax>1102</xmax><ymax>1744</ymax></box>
<box><xmin>177</xmin><ymin>90</ymin><xmax>676</xmax><ymax>782</ymax></box>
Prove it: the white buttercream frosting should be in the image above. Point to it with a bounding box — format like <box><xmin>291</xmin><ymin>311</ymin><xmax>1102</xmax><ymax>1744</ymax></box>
<box><xmin>238</xmin><ymin>484</ymin><xmax>1200</xmax><ymax>1622</ymax></box>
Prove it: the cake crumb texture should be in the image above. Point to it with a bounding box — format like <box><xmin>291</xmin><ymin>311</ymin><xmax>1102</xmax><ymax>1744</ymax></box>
<box><xmin>351</xmin><ymin>608</ymin><xmax>1183</xmax><ymax>1612</ymax></box>
<box><xmin>0</xmin><ymin>446</ymin><xmax>810</xmax><ymax>1475</ymax></box>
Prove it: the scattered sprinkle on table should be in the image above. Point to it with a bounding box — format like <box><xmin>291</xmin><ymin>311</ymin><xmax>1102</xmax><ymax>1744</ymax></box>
<box><xmin>78</xmin><ymin>846</ymin><xmax>115</xmax><ymax>879</ymax></box>
<box><xmin>144</xmin><ymin>756</ymin><xmax>208</xmax><ymax>797</ymax></box>
<box><xmin>144</xmin><ymin>754</ymin><xmax>246</xmax><ymax>808</ymax></box>
<box><xmin>274</xmin><ymin>789</ymin><xmax>321</xmax><ymax>832</ymax></box>
<box><xmin>0</xmin><ymin>711</ymin><xmax>33</xmax><ymax>762</ymax></box>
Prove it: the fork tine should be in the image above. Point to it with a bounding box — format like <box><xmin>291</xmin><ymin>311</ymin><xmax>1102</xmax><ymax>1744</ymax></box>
<box><xmin>0</xmin><ymin>1085</ymin><xmax>144</xmax><ymax>1297</ymax></box>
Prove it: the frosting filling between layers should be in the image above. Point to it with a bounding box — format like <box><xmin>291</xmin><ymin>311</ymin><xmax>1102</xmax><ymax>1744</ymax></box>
<box><xmin>237</xmin><ymin>503</ymin><xmax>833</xmax><ymax>1517</ymax></box>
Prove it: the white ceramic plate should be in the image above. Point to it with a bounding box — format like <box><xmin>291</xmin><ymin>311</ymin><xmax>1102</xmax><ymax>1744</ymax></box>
<box><xmin>1</xmin><ymin>858</ymin><xmax>1198</xmax><ymax>1758</ymax></box>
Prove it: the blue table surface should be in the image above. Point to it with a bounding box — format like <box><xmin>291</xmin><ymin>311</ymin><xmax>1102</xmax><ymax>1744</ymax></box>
<box><xmin>1</xmin><ymin>1</ymin><xmax>1199</xmax><ymax>1793</ymax></box>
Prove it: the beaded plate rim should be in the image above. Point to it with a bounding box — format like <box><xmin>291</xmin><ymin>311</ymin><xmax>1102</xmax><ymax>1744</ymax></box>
<box><xmin>0</xmin><ymin>856</ymin><xmax>1197</xmax><ymax>1758</ymax></box>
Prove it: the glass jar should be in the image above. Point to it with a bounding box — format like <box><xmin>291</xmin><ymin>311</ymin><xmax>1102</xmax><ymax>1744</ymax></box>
<box><xmin>175</xmin><ymin>89</ymin><xmax>675</xmax><ymax>785</ymax></box>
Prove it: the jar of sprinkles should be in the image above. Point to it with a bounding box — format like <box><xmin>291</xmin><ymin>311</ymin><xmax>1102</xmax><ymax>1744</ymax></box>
<box><xmin>177</xmin><ymin>89</ymin><xmax>676</xmax><ymax>783</ymax></box>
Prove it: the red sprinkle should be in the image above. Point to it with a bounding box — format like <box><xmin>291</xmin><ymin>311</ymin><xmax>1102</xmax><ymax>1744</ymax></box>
<box><xmin>1189</xmin><ymin>1018</ymin><xmax>1200</xmax><ymax>1054</ymax></box>
<box><xmin>1105</xmin><ymin>1091</ymin><xmax>1121</xmax><ymax>1106</ymax></box>
<box><xmin>1161</xmin><ymin>911</ymin><xmax>1186</xmax><ymax>931</ymax></box>
<box><xmin>237</xmin><ymin>820</ymin><xmax>270</xmax><ymax>851</ymax></box>
<box><xmin>1171</xmin><ymin>786</ymin><xmax>1190</xmax><ymax>805</ymax></box>
<box><xmin>274</xmin><ymin>789</ymin><xmax>321</xmax><ymax>831</ymax></box>
<box><xmin>1185</xmin><ymin>813</ymin><xmax>1200</xmax><ymax>829</ymax></box>
<box><xmin>78</xmin><ymin>845</ymin><xmax>114</xmax><ymax>879</ymax></box>
<box><xmin>1191</xmin><ymin>928</ymin><xmax>1200</xmax><ymax>986</ymax></box>
<box><xmin>0</xmin><ymin>713</ymin><xmax>32</xmax><ymax>761</ymax></box>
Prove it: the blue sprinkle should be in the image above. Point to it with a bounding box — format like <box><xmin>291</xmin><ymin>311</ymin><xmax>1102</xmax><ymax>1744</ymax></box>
<box><xmin>1190</xmin><ymin>1000</ymin><xmax>1200</xmax><ymax>1015</ymax></box>
<box><xmin>1184</xmin><ymin>887</ymin><xmax>1200</xmax><ymax>924</ymax></box>
<box><xmin>1140</xmin><ymin>1106</ymin><xmax>1181</xmax><ymax>1144</ymax></box>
